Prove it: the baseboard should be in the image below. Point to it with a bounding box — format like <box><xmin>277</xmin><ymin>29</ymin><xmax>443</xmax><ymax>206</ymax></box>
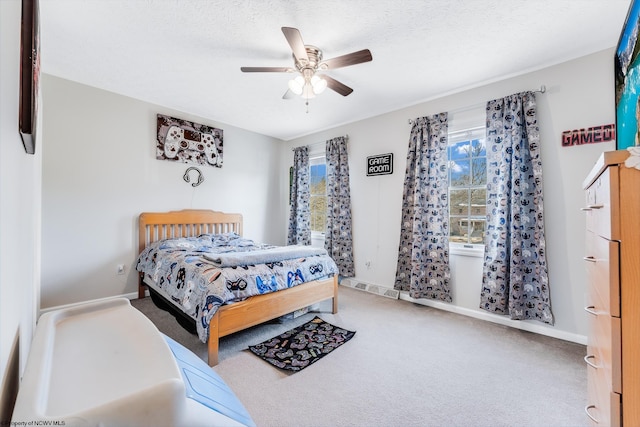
<box><xmin>0</xmin><ymin>331</ymin><xmax>20</xmax><ymax>426</ymax></box>
<box><xmin>400</xmin><ymin>293</ymin><xmax>586</xmax><ymax>345</ymax></box>
<box><xmin>340</xmin><ymin>280</ymin><xmax>587</xmax><ymax>345</ymax></box>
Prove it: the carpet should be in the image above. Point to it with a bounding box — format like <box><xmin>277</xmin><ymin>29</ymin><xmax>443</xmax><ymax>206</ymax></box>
<box><xmin>248</xmin><ymin>316</ymin><xmax>356</xmax><ymax>372</ymax></box>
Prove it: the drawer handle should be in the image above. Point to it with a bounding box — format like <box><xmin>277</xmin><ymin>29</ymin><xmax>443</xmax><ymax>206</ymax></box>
<box><xmin>581</xmin><ymin>204</ymin><xmax>604</xmax><ymax>211</ymax></box>
<box><xmin>585</xmin><ymin>405</ymin><xmax>599</xmax><ymax>423</ymax></box>
<box><xmin>584</xmin><ymin>305</ymin><xmax>598</xmax><ymax>316</ymax></box>
<box><xmin>584</xmin><ymin>354</ymin><xmax>599</xmax><ymax>369</ymax></box>
<box><xmin>583</xmin><ymin>256</ymin><xmax>597</xmax><ymax>263</ymax></box>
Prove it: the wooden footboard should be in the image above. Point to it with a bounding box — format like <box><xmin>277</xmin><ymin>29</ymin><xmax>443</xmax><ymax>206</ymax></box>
<box><xmin>207</xmin><ymin>275</ymin><xmax>338</xmax><ymax>366</ymax></box>
<box><xmin>136</xmin><ymin>209</ymin><xmax>340</xmax><ymax>366</ymax></box>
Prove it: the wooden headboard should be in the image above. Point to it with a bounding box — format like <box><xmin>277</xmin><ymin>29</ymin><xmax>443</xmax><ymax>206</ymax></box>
<box><xmin>138</xmin><ymin>209</ymin><xmax>243</xmax><ymax>255</ymax></box>
<box><xmin>137</xmin><ymin>209</ymin><xmax>243</xmax><ymax>298</ymax></box>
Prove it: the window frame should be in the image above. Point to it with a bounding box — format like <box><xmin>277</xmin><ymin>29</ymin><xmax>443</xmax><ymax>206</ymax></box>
<box><xmin>447</xmin><ymin>123</ymin><xmax>486</xmax><ymax>257</ymax></box>
<box><xmin>309</xmin><ymin>155</ymin><xmax>327</xmax><ymax>239</ymax></box>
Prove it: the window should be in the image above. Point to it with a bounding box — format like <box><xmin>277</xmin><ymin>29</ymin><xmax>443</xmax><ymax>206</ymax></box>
<box><xmin>447</xmin><ymin>126</ymin><xmax>487</xmax><ymax>245</ymax></box>
<box><xmin>309</xmin><ymin>156</ymin><xmax>327</xmax><ymax>235</ymax></box>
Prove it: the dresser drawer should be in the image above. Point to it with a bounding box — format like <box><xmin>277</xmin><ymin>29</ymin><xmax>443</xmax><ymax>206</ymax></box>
<box><xmin>587</xmin><ymin>364</ymin><xmax>621</xmax><ymax>427</ymax></box>
<box><xmin>586</xmin><ymin>313</ymin><xmax>621</xmax><ymax>394</ymax></box>
<box><xmin>584</xmin><ymin>233</ymin><xmax>620</xmax><ymax>317</ymax></box>
<box><xmin>585</xmin><ymin>166</ymin><xmax>620</xmax><ymax>240</ymax></box>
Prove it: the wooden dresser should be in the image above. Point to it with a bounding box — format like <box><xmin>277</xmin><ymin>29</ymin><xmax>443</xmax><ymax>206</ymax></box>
<box><xmin>583</xmin><ymin>150</ymin><xmax>640</xmax><ymax>426</ymax></box>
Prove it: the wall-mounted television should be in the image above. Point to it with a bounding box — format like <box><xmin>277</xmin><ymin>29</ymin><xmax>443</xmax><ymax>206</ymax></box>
<box><xmin>615</xmin><ymin>0</ymin><xmax>640</xmax><ymax>150</ymax></box>
<box><xmin>18</xmin><ymin>0</ymin><xmax>39</xmax><ymax>154</ymax></box>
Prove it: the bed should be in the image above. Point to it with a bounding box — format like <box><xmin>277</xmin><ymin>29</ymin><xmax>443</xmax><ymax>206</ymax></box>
<box><xmin>135</xmin><ymin>209</ymin><xmax>339</xmax><ymax>367</ymax></box>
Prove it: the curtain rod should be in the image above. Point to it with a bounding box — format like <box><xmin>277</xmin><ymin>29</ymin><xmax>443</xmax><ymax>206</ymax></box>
<box><xmin>291</xmin><ymin>134</ymin><xmax>349</xmax><ymax>151</ymax></box>
<box><xmin>535</xmin><ymin>85</ymin><xmax>547</xmax><ymax>93</ymax></box>
<box><xmin>407</xmin><ymin>85</ymin><xmax>546</xmax><ymax>124</ymax></box>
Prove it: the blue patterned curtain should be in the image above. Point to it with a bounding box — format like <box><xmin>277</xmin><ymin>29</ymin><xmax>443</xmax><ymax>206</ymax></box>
<box><xmin>394</xmin><ymin>114</ymin><xmax>451</xmax><ymax>301</ymax></box>
<box><xmin>481</xmin><ymin>92</ymin><xmax>553</xmax><ymax>324</ymax></box>
<box><xmin>325</xmin><ymin>136</ymin><xmax>355</xmax><ymax>278</ymax></box>
<box><xmin>287</xmin><ymin>146</ymin><xmax>311</xmax><ymax>245</ymax></box>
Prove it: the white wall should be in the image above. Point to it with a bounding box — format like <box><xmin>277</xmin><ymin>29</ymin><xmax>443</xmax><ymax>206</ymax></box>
<box><xmin>281</xmin><ymin>49</ymin><xmax>617</xmax><ymax>343</ymax></box>
<box><xmin>41</xmin><ymin>75</ymin><xmax>284</xmax><ymax>308</ymax></box>
<box><xmin>0</xmin><ymin>0</ymin><xmax>41</xmax><ymax>421</ymax></box>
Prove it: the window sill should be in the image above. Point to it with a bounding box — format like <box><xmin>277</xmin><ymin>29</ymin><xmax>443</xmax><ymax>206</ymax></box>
<box><xmin>449</xmin><ymin>243</ymin><xmax>484</xmax><ymax>258</ymax></box>
<box><xmin>310</xmin><ymin>233</ymin><xmax>325</xmax><ymax>249</ymax></box>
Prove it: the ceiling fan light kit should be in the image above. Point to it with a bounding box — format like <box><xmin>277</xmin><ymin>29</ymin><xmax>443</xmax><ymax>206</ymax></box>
<box><xmin>288</xmin><ymin>74</ymin><xmax>327</xmax><ymax>98</ymax></box>
<box><xmin>241</xmin><ymin>27</ymin><xmax>372</xmax><ymax>108</ymax></box>
<box><xmin>310</xmin><ymin>75</ymin><xmax>327</xmax><ymax>93</ymax></box>
<box><xmin>288</xmin><ymin>76</ymin><xmax>305</xmax><ymax>95</ymax></box>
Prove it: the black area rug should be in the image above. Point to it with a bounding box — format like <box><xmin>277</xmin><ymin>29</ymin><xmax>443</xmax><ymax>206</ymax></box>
<box><xmin>248</xmin><ymin>317</ymin><xmax>356</xmax><ymax>372</ymax></box>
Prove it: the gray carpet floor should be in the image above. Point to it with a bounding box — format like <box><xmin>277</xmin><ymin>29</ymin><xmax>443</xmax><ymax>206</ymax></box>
<box><xmin>131</xmin><ymin>285</ymin><xmax>588</xmax><ymax>427</ymax></box>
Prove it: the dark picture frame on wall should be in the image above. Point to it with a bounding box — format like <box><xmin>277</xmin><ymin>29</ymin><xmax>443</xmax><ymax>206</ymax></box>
<box><xmin>19</xmin><ymin>0</ymin><xmax>39</xmax><ymax>155</ymax></box>
<box><xmin>615</xmin><ymin>0</ymin><xmax>640</xmax><ymax>150</ymax></box>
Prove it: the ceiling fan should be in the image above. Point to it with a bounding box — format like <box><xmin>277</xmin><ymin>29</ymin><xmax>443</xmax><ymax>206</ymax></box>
<box><xmin>240</xmin><ymin>27</ymin><xmax>372</xmax><ymax>101</ymax></box>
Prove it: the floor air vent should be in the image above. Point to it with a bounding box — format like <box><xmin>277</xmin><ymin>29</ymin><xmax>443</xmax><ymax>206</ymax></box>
<box><xmin>354</xmin><ymin>282</ymin><xmax>367</xmax><ymax>291</ymax></box>
<box><xmin>342</xmin><ymin>280</ymin><xmax>400</xmax><ymax>299</ymax></box>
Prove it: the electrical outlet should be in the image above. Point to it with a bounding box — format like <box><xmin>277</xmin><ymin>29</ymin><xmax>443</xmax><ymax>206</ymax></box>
<box><xmin>117</xmin><ymin>264</ymin><xmax>126</xmax><ymax>275</ymax></box>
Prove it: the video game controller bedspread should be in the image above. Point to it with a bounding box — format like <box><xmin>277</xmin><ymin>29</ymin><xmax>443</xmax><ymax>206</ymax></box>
<box><xmin>135</xmin><ymin>232</ymin><xmax>338</xmax><ymax>342</ymax></box>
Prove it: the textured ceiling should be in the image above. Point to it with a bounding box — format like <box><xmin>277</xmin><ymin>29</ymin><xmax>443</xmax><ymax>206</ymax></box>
<box><xmin>40</xmin><ymin>0</ymin><xmax>631</xmax><ymax>141</ymax></box>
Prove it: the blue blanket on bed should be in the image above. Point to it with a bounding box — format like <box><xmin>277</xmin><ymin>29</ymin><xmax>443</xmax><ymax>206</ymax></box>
<box><xmin>203</xmin><ymin>245</ymin><xmax>327</xmax><ymax>267</ymax></box>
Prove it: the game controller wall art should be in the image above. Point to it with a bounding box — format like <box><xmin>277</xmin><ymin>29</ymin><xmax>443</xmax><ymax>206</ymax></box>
<box><xmin>156</xmin><ymin>114</ymin><xmax>223</xmax><ymax>168</ymax></box>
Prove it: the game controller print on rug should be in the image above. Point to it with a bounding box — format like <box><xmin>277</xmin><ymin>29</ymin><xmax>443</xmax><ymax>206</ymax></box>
<box><xmin>248</xmin><ymin>316</ymin><xmax>355</xmax><ymax>372</ymax></box>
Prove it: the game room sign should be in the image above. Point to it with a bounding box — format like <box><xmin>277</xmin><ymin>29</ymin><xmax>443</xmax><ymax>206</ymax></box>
<box><xmin>367</xmin><ymin>153</ymin><xmax>393</xmax><ymax>176</ymax></box>
<box><xmin>561</xmin><ymin>124</ymin><xmax>615</xmax><ymax>147</ymax></box>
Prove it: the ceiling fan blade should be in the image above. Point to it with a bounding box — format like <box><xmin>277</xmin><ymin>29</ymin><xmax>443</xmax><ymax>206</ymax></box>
<box><xmin>281</xmin><ymin>27</ymin><xmax>309</xmax><ymax>63</ymax></box>
<box><xmin>240</xmin><ymin>66</ymin><xmax>294</xmax><ymax>73</ymax></box>
<box><xmin>323</xmin><ymin>75</ymin><xmax>353</xmax><ymax>96</ymax></box>
<box><xmin>321</xmin><ymin>49</ymin><xmax>372</xmax><ymax>69</ymax></box>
